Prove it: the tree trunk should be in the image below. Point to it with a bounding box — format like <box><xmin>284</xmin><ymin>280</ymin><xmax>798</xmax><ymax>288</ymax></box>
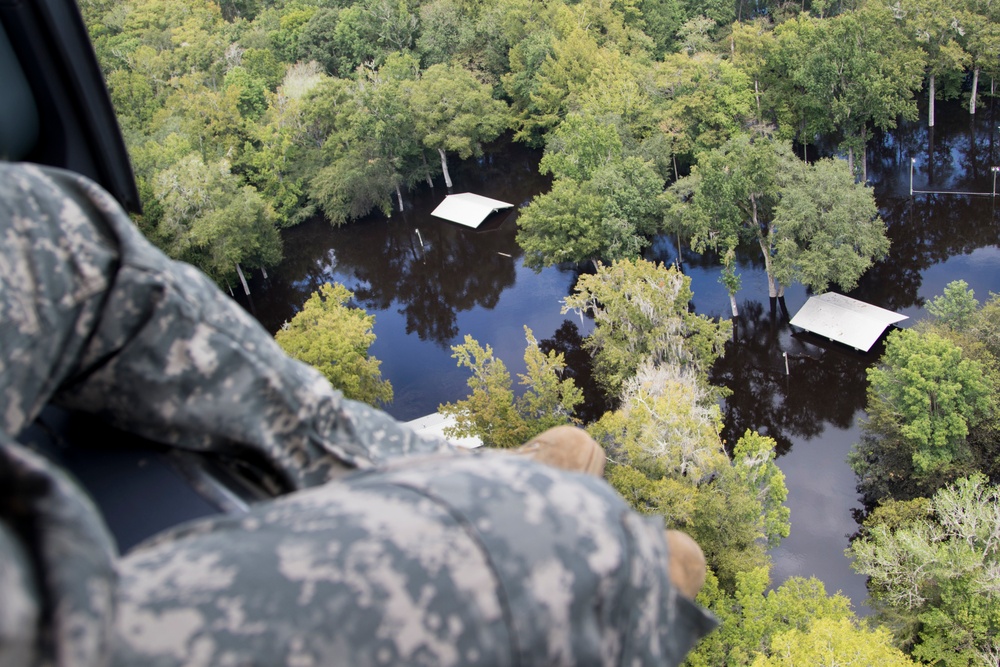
<box><xmin>778</xmin><ymin>295</ymin><xmax>789</xmax><ymax>320</ymax></box>
<box><xmin>395</xmin><ymin>183</ymin><xmax>404</xmax><ymax>212</ymax></box>
<box><xmin>729</xmin><ymin>293</ymin><xmax>739</xmax><ymax>318</ymax></box>
<box><xmin>235</xmin><ymin>263</ymin><xmax>250</xmax><ymax>296</ymax></box>
<box><xmin>754</xmin><ymin>79</ymin><xmax>761</xmax><ymax>122</ymax></box>
<box><xmin>421</xmin><ymin>151</ymin><xmax>434</xmax><ymax>188</ymax></box>
<box><xmin>971</xmin><ymin>67</ymin><xmax>980</xmax><ymax>115</ymax></box>
<box><xmin>929</xmin><ymin>73</ymin><xmax>936</xmax><ymax>127</ymax></box>
<box><xmin>861</xmin><ymin>125</ymin><xmax>868</xmax><ymax>183</ymax></box>
<box><xmin>847</xmin><ymin>146</ymin><xmax>855</xmax><ymax>179</ymax></box>
<box><xmin>438</xmin><ymin>148</ymin><xmax>453</xmax><ymax>189</ymax></box>
<box><xmin>757</xmin><ymin>235</ymin><xmax>779</xmax><ymax>299</ymax></box>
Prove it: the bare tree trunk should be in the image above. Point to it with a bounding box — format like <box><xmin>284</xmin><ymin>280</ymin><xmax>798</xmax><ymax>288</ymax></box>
<box><xmin>754</xmin><ymin>79</ymin><xmax>761</xmax><ymax>122</ymax></box>
<box><xmin>235</xmin><ymin>263</ymin><xmax>250</xmax><ymax>296</ymax></box>
<box><xmin>754</xmin><ymin>200</ymin><xmax>779</xmax><ymax>300</ymax></box>
<box><xmin>421</xmin><ymin>151</ymin><xmax>434</xmax><ymax>188</ymax></box>
<box><xmin>396</xmin><ymin>183</ymin><xmax>404</xmax><ymax>212</ymax></box>
<box><xmin>929</xmin><ymin>73</ymin><xmax>936</xmax><ymax>127</ymax></box>
<box><xmin>438</xmin><ymin>148</ymin><xmax>453</xmax><ymax>189</ymax></box>
<box><xmin>729</xmin><ymin>293</ymin><xmax>739</xmax><ymax>318</ymax></box>
<box><xmin>847</xmin><ymin>146</ymin><xmax>855</xmax><ymax>179</ymax></box>
<box><xmin>861</xmin><ymin>125</ymin><xmax>868</xmax><ymax>183</ymax></box>
<box><xmin>971</xmin><ymin>67</ymin><xmax>980</xmax><ymax>115</ymax></box>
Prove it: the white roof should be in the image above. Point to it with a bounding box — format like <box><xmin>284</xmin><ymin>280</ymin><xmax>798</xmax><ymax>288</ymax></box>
<box><xmin>430</xmin><ymin>193</ymin><xmax>514</xmax><ymax>228</ymax></box>
<box><xmin>789</xmin><ymin>292</ymin><xmax>908</xmax><ymax>351</ymax></box>
<box><xmin>405</xmin><ymin>412</ymin><xmax>482</xmax><ymax>449</ymax></box>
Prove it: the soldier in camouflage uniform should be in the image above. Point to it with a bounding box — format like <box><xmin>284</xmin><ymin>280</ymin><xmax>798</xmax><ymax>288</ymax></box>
<box><xmin>0</xmin><ymin>162</ymin><xmax>716</xmax><ymax>667</ymax></box>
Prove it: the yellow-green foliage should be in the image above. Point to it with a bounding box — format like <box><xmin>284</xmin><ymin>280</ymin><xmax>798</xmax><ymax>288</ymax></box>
<box><xmin>275</xmin><ymin>282</ymin><xmax>393</xmax><ymax>406</ymax></box>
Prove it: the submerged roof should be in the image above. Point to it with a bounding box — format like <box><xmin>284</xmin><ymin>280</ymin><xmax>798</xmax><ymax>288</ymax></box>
<box><xmin>431</xmin><ymin>193</ymin><xmax>514</xmax><ymax>228</ymax></box>
<box><xmin>789</xmin><ymin>292</ymin><xmax>908</xmax><ymax>352</ymax></box>
<box><xmin>405</xmin><ymin>412</ymin><xmax>482</xmax><ymax>449</ymax></box>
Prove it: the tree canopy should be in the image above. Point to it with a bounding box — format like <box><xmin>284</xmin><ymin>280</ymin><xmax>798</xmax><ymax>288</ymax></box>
<box><xmin>666</xmin><ymin>133</ymin><xmax>889</xmax><ymax>310</ymax></box>
<box><xmin>849</xmin><ymin>474</ymin><xmax>1000</xmax><ymax>666</ymax></box>
<box><xmin>275</xmin><ymin>282</ymin><xmax>394</xmax><ymax>407</ymax></box>
<box><xmin>438</xmin><ymin>327</ymin><xmax>584</xmax><ymax>448</ymax></box>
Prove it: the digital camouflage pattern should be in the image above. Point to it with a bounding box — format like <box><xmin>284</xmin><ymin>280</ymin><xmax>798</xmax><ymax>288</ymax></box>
<box><xmin>0</xmin><ymin>162</ymin><xmax>715</xmax><ymax>666</ymax></box>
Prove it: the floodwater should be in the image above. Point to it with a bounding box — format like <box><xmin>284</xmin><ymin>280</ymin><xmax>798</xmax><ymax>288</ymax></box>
<box><xmin>241</xmin><ymin>100</ymin><xmax>1000</xmax><ymax>614</ymax></box>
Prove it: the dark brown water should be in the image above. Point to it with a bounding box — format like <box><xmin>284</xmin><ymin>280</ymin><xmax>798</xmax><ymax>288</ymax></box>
<box><xmin>240</xmin><ymin>102</ymin><xmax>1000</xmax><ymax>613</ymax></box>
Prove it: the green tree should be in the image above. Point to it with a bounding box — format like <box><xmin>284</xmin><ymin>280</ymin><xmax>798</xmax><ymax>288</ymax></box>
<box><xmin>666</xmin><ymin>133</ymin><xmax>801</xmax><ymax>304</ymax></box>
<box><xmin>275</xmin><ymin>283</ymin><xmax>393</xmax><ymax>406</ymax></box>
<box><xmin>771</xmin><ymin>157</ymin><xmax>889</xmax><ymax>293</ymax></box>
<box><xmin>151</xmin><ymin>153</ymin><xmax>282</xmax><ymax>286</ymax></box>
<box><xmin>653</xmin><ymin>52</ymin><xmax>754</xmax><ymax>161</ymax></box>
<box><xmin>926</xmin><ymin>279</ymin><xmax>979</xmax><ymax>329</ymax></box>
<box><xmin>960</xmin><ymin>1</ymin><xmax>1000</xmax><ymax>114</ymax></box>
<box><xmin>849</xmin><ymin>474</ymin><xmax>1000</xmax><ymax>665</ymax></box>
<box><xmin>438</xmin><ymin>327</ymin><xmax>584</xmax><ymax>448</ymax></box>
<box><xmin>307</xmin><ymin>56</ymin><xmax>423</xmax><ymax>224</ymax></box>
<box><xmin>519</xmin><ymin>114</ymin><xmax>666</xmax><ymax>269</ymax></box>
<box><xmin>688</xmin><ymin>568</ymin><xmax>856</xmax><ymax>666</ymax></box>
<box><xmin>238</xmin><ymin>63</ymin><xmax>327</xmax><ymax>228</ymax></box>
<box><xmin>895</xmin><ymin>0</ymin><xmax>971</xmax><ymax>127</ymax></box>
<box><xmin>538</xmin><ymin>113</ymin><xmax>624</xmax><ymax>183</ymax></box>
<box><xmin>408</xmin><ymin>63</ymin><xmax>510</xmax><ymax>188</ymax></box>
<box><xmin>515</xmin><ymin>178</ymin><xmax>605</xmax><ymax>268</ymax></box>
<box><xmin>768</xmin><ymin>14</ymin><xmax>832</xmax><ymax>161</ymax></box>
<box><xmin>728</xmin><ymin>18</ymin><xmax>776</xmax><ymax>126</ymax></box>
<box><xmin>562</xmin><ymin>258</ymin><xmax>731</xmax><ymax>396</ymax></box>
<box><xmin>668</xmin><ymin>136</ymin><xmax>888</xmax><ymax>308</ymax></box>
<box><xmin>639</xmin><ymin>0</ymin><xmax>684</xmax><ymax>57</ymax></box>
<box><xmin>732</xmin><ymin>430</ymin><xmax>790</xmax><ymax>549</ymax></box>
<box><xmin>814</xmin><ymin>4</ymin><xmax>924</xmax><ymax>180</ymax></box>
<box><xmin>295</xmin><ymin>8</ymin><xmax>344</xmax><ymax>75</ymax></box>
<box><xmin>593</xmin><ymin>367</ymin><xmax>787</xmax><ymax>591</ymax></box>
<box><xmin>866</xmin><ymin>329</ymin><xmax>993</xmax><ymax>477</ymax></box>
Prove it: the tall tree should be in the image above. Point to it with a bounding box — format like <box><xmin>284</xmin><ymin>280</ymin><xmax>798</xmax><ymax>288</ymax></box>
<box><xmin>151</xmin><ymin>153</ymin><xmax>282</xmax><ymax>286</ymax></box>
<box><xmin>689</xmin><ymin>568</ymin><xmax>858</xmax><ymax>667</ymax></box>
<box><xmin>959</xmin><ymin>0</ymin><xmax>1000</xmax><ymax>114</ymax></box>
<box><xmin>653</xmin><ymin>52</ymin><xmax>755</xmax><ymax>162</ymax></box>
<box><xmin>665</xmin><ymin>133</ymin><xmax>801</xmax><ymax>307</ymax></box>
<box><xmin>667</xmin><ymin>136</ymin><xmax>888</xmax><ymax>310</ymax></box>
<box><xmin>813</xmin><ymin>4</ymin><xmax>924</xmax><ymax>179</ymax></box>
<box><xmin>771</xmin><ymin>157</ymin><xmax>889</xmax><ymax>293</ymax></box>
<box><xmin>728</xmin><ymin>18</ymin><xmax>776</xmax><ymax>126</ymax></box>
<box><xmin>894</xmin><ymin>0</ymin><xmax>971</xmax><ymax>127</ymax></box>
<box><xmin>307</xmin><ymin>55</ymin><xmax>423</xmax><ymax>223</ymax></box>
<box><xmin>408</xmin><ymin>63</ymin><xmax>510</xmax><ymax>188</ymax></box>
<box><xmin>750</xmin><ymin>618</ymin><xmax>919</xmax><ymax>666</ymax></box>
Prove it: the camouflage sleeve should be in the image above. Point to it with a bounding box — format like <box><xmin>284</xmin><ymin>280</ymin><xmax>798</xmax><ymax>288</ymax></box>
<box><xmin>112</xmin><ymin>454</ymin><xmax>716</xmax><ymax>667</ymax></box>
<box><xmin>0</xmin><ymin>438</ymin><xmax>118</xmax><ymax>667</ymax></box>
<box><xmin>0</xmin><ymin>162</ymin><xmax>454</xmax><ymax>490</ymax></box>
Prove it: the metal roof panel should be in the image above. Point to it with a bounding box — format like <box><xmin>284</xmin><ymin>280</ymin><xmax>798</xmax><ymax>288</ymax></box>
<box><xmin>430</xmin><ymin>193</ymin><xmax>514</xmax><ymax>228</ymax></box>
<box><xmin>789</xmin><ymin>293</ymin><xmax>908</xmax><ymax>351</ymax></box>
